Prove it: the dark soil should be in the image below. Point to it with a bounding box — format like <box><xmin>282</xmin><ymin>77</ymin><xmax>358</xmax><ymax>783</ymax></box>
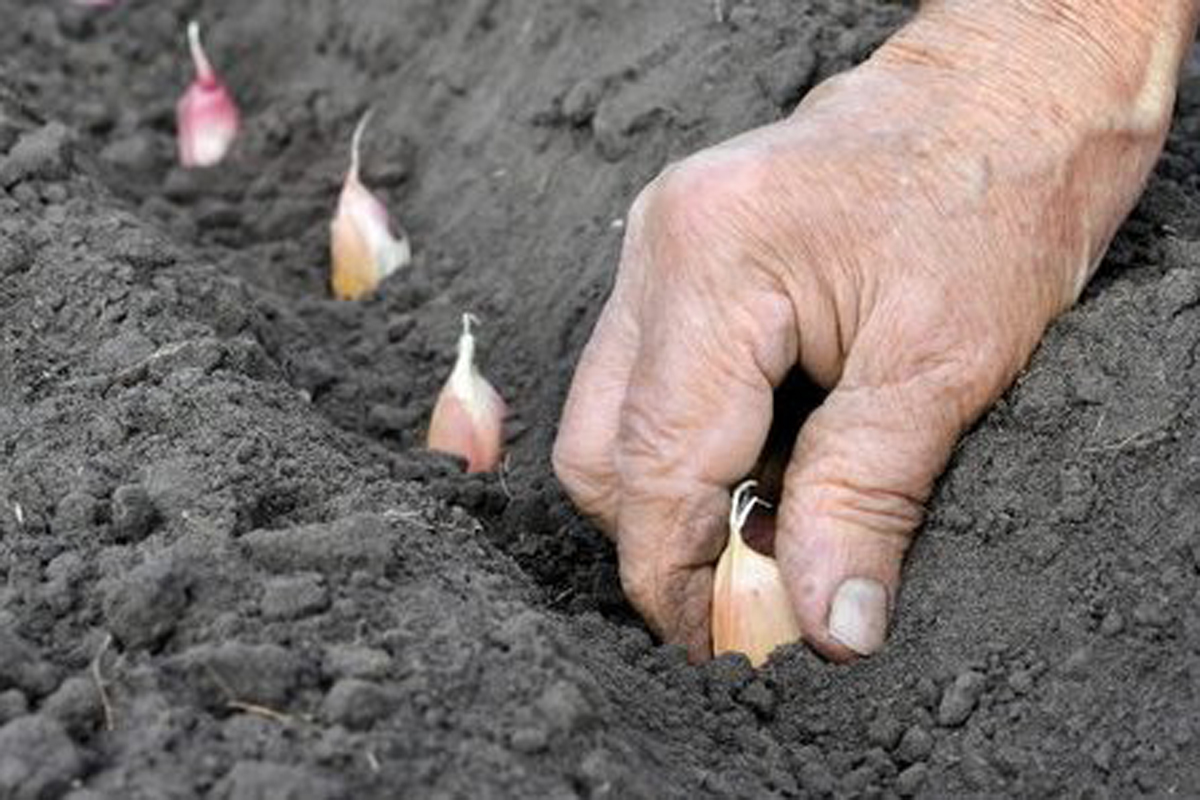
<box><xmin>1</xmin><ymin>0</ymin><xmax>1199</xmax><ymax>797</ymax></box>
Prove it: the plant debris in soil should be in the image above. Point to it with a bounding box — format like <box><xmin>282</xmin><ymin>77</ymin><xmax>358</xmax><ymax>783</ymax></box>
<box><xmin>1</xmin><ymin>1</ymin><xmax>1200</xmax><ymax>797</ymax></box>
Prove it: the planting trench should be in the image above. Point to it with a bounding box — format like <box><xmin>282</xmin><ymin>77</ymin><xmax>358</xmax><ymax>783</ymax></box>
<box><xmin>1</xmin><ymin>0</ymin><xmax>1200</xmax><ymax>797</ymax></box>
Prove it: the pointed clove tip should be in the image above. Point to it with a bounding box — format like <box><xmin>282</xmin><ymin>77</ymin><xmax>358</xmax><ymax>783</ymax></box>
<box><xmin>453</xmin><ymin>313</ymin><xmax>478</xmax><ymax>378</ymax></box>
<box><xmin>187</xmin><ymin>20</ymin><xmax>201</xmax><ymax>58</ymax></box>
<box><xmin>187</xmin><ymin>19</ymin><xmax>216</xmax><ymax>83</ymax></box>
<box><xmin>462</xmin><ymin>312</ymin><xmax>480</xmax><ymax>336</ymax></box>
<box><xmin>349</xmin><ymin>109</ymin><xmax>375</xmax><ymax>179</ymax></box>
<box><xmin>354</xmin><ymin>108</ymin><xmax>375</xmax><ymax>139</ymax></box>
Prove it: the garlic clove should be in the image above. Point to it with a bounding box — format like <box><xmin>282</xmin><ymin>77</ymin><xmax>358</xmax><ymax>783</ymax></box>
<box><xmin>330</xmin><ymin>111</ymin><xmax>412</xmax><ymax>301</ymax></box>
<box><xmin>176</xmin><ymin>21</ymin><xmax>240</xmax><ymax>168</ymax></box>
<box><xmin>427</xmin><ymin>314</ymin><xmax>507</xmax><ymax>473</ymax></box>
<box><xmin>711</xmin><ymin>481</ymin><xmax>802</xmax><ymax>667</ymax></box>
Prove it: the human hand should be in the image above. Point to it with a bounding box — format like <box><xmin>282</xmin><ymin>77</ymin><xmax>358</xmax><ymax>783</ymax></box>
<box><xmin>554</xmin><ymin>2</ymin><xmax>1192</xmax><ymax>662</ymax></box>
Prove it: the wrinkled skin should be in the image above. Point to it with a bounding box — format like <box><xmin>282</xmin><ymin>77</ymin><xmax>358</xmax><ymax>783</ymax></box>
<box><xmin>554</xmin><ymin>3</ymin><xmax>1193</xmax><ymax>662</ymax></box>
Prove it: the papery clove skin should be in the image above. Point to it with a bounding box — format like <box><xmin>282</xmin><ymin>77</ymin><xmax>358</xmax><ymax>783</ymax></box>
<box><xmin>176</xmin><ymin>20</ymin><xmax>240</xmax><ymax>168</ymax></box>
<box><xmin>427</xmin><ymin>314</ymin><xmax>506</xmax><ymax>473</ymax></box>
<box><xmin>330</xmin><ymin>111</ymin><xmax>412</xmax><ymax>301</ymax></box>
<box><xmin>711</xmin><ymin>481</ymin><xmax>802</xmax><ymax>667</ymax></box>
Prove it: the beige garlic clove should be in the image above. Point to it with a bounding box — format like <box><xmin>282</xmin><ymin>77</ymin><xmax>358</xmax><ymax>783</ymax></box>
<box><xmin>427</xmin><ymin>313</ymin><xmax>507</xmax><ymax>473</ymax></box>
<box><xmin>711</xmin><ymin>480</ymin><xmax>801</xmax><ymax>667</ymax></box>
<box><xmin>330</xmin><ymin>110</ymin><xmax>412</xmax><ymax>301</ymax></box>
<box><xmin>176</xmin><ymin>21</ymin><xmax>240</xmax><ymax>168</ymax></box>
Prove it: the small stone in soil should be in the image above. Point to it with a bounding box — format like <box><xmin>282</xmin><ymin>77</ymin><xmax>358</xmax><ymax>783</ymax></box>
<box><xmin>798</xmin><ymin>759</ymin><xmax>835</xmax><ymax>796</ymax></box>
<box><xmin>868</xmin><ymin>712</ymin><xmax>904</xmax><ymax>750</ymax></box>
<box><xmin>896</xmin><ymin>763</ymin><xmax>929</xmax><ymax>796</ymax></box>
<box><xmin>103</xmin><ymin>556</ymin><xmax>189</xmax><ymax>651</ymax></box>
<box><xmin>52</xmin><ymin>491</ymin><xmax>98</xmax><ymax>535</ymax></box>
<box><xmin>1132</xmin><ymin>599</ymin><xmax>1171</xmax><ymax>628</ymax></box>
<box><xmin>578</xmin><ymin>748</ymin><xmax>624</xmax><ymax>793</ymax></box>
<box><xmin>0</xmin><ymin>227</ymin><xmax>32</xmax><ymax>275</ymax></box>
<box><xmin>321</xmin><ymin>679</ymin><xmax>398</xmax><ymax>731</ymax></box>
<box><xmin>510</xmin><ymin>725</ymin><xmax>550</xmax><ymax>754</ymax></box>
<box><xmin>916</xmin><ymin>676</ymin><xmax>939</xmax><ymax>709</ymax></box>
<box><xmin>895</xmin><ymin>725</ymin><xmax>934</xmax><ymax>764</ymax></box>
<box><xmin>1060</xmin><ymin>646</ymin><xmax>1093</xmax><ymax>681</ymax></box>
<box><xmin>562</xmin><ymin>78</ymin><xmax>604</xmax><ymax>125</ymax></box>
<box><xmin>938</xmin><ymin>670</ymin><xmax>986</xmax><ymax>727</ymax></box>
<box><xmin>260</xmin><ymin>574</ymin><xmax>329</xmax><ymax>621</ymax></box>
<box><xmin>1100</xmin><ymin>610</ymin><xmax>1125</xmax><ymax>637</ymax></box>
<box><xmin>0</xmin><ymin>122</ymin><xmax>73</xmax><ymax>188</ymax></box>
<box><xmin>322</xmin><ymin>646</ymin><xmax>392</xmax><ymax>681</ymax></box>
<box><xmin>1007</xmin><ymin>670</ymin><xmax>1034</xmax><ymax>695</ymax></box>
<box><xmin>840</xmin><ymin>765</ymin><xmax>875</xmax><ymax>794</ymax></box>
<box><xmin>109</xmin><ymin>484</ymin><xmax>159</xmax><ymax>543</ymax></box>
<box><xmin>536</xmin><ymin>680</ymin><xmax>592</xmax><ymax>733</ymax></box>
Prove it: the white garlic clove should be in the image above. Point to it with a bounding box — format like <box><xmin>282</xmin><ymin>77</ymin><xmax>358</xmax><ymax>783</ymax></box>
<box><xmin>711</xmin><ymin>481</ymin><xmax>802</xmax><ymax>667</ymax></box>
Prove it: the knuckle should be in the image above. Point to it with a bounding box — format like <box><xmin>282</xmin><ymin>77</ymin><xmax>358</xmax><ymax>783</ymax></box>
<box><xmin>914</xmin><ymin>328</ymin><xmax>1022</xmax><ymax>418</ymax></box>
<box><xmin>640</xmin><ymin>152</ymin><xmax>772</xmax><ymax>246</ymax></box>
<box><xmin>951</xmin><ymin>335</ymin><xmax>1021</xmax><ymax>403</ymax></box>
<box><xmin>880</xmin><ymin>287</ymin><xmax>1027</xmax><ymax>418</ymax></box>
<box><xmin>551</xmin><ymin>431</ymin><xmax>616</xmax><ymax>523</ymax></box>
<box><xmin>787</xmin><ymin>471</ymin><xmax>923</xmax><ymax>547</ymax></box>
<box><xmin>614</xmin><ymin>401</ymin><xmax>692</xmax><ymax>484</ymax></box>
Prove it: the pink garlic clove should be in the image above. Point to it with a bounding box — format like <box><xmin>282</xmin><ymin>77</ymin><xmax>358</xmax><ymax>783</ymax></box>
<box><xmin>427</xmin><ymin>314</ymin><xmax>507</xmax><ymax>473</ymax></box>
<box><xmin>176</xmin><ymin>21</ymin><xmax>240</xmax><ymax>168</ymax></box>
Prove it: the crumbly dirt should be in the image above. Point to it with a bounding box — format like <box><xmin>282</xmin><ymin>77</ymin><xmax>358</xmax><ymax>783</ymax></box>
<box><xmin>0</xmin><ymin>1</ymin><xmax>1198</xmax><ymax>797</ymax></box>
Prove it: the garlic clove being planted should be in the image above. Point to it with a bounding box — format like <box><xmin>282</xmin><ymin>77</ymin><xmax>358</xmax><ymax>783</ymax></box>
<box><xmin>176</xmin><ymin>21</ymin><xmax>240</xmax><ymax>168</ymax></box>
<box><xmin>711</xmin><ymin>480</ymin><xmax>802</xmax><ymax>667</ymax></box>
<box><xmin>427</xmin><ymin>313</ymin><xmax>507</xmax><ymax>473</ymax></box>
<box><xmin>330</xmin><ymin>111</ymin><xmax>412</xmax><ymax>301</ymax></box>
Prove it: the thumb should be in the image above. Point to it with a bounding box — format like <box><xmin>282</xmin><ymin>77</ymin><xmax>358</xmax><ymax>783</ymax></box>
<box><xmin>775</xmin><ymin>363</ymin><xmax>985</xmax><ymax>661</ymax></box>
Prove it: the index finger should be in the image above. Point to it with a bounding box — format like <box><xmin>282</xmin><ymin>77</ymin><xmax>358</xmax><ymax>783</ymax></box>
<box><xmin>613</xmin><ymin>264</ymin><xmax>796</xmax><ymax>659</ymax></box>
